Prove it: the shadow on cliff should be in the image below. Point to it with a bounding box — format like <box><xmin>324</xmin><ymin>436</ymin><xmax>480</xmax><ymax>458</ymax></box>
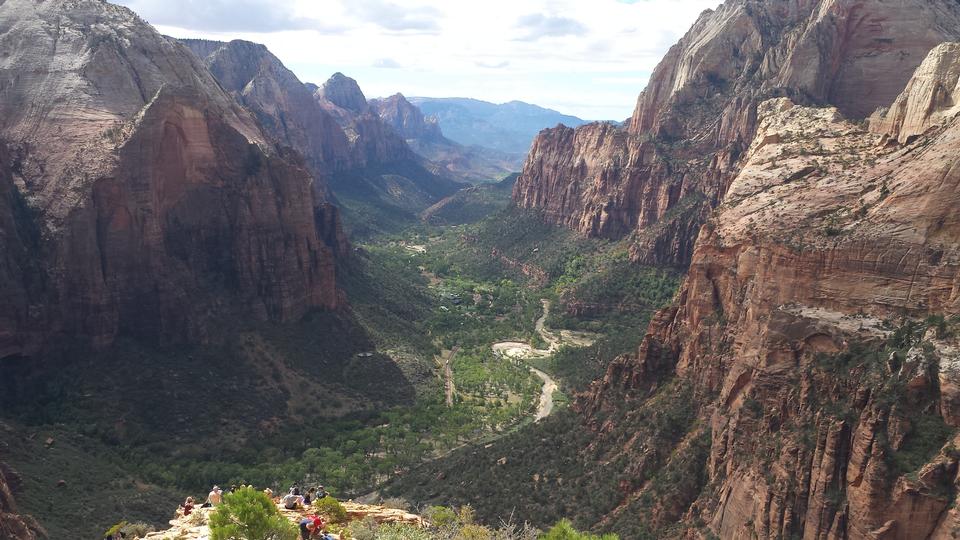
<box><xmin>0</xmin><ymin>307</ymin><xmax>415</xmax><ymax>444</ymax></box>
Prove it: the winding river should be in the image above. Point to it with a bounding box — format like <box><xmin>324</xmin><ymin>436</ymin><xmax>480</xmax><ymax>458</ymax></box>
<box><xmin>491</xmin><ymin>299</ymin><xmax>594</xmax><ymax>422</ymax></box>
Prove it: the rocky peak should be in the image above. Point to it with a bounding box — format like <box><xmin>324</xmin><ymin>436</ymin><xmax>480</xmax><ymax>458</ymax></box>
<box><xmin>317</xmin><ymin>72</ymin><xmax>370</xmax><ymax>114</ymax></box>
<box><xmin>182</xmin><ymin>37</ymin><xmax>355</xmax><ymax>181</ymax></box>
<box><xmin>311</xmin><ymin>73</ymin><xmax>417</xmax><ymax>168</ymax></box>
<box><xmin>871</xmin><ymin>42</ymin><xmax>960</xmax><ymax>144</ymax></box>
<box><xmin>370</xmin><ymin>93</ymin><xmax>443</xmax><ymax>142</ymax></box>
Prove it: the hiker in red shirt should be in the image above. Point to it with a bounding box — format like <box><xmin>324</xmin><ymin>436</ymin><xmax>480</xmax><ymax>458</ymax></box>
<box><xmin>299</xmin><ymin>516</ymin><xmax>333</xmax><ymax>539</ymax></box>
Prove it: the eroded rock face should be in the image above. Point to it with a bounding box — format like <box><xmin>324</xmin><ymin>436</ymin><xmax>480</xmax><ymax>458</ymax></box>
<box><xmin>514</xmin><ymin>0</ymin><xmax>960</xmax><ymax>266</ymax></box>
<box><xmin>870</xmin><ymin>42</ymin><xmax>960</xmax><ymax>144</ymax></box>
<box><xmin>582</xmin><ymin>82</ymin><xmax>960</xmax><ymax>537</ymax></box>
<box><xmin>0</xmin><ymin>0</ymin><xmax>341</xmax><ymax>356</ymax></box>
<box><xmin>183</xmin><ymin>39</ymin><xmax>354</xmax><ymax>181</ymax></box>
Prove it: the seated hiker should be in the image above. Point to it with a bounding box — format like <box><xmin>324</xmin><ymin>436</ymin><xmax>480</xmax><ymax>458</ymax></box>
<box><xmin>263</xmin><ymin>487</ymin><xmax>274</xmax><ymax>499</ymax></box>
<box><xmin>181</xmin><ymin>496</ymin><xmax>195</xmax><ymax>516</ymax></box>
<box><xmin>281</xmin><ymin>488</ymin><xmax>305</xmax><ymax>510</ymax></box>
<box><xmin>205</xmin><ymin>486</ymin><xmax>223</xmax><ymax>507</ymax></box>
<box><xmin>315</xmin><ymin>485</ymin><xmax>328</xmax><ymax>500</ymax></box>
<box><xmin>303</xmin><ymin>487</ymin><xmax>317</xmax><ymax>505</ymax></box>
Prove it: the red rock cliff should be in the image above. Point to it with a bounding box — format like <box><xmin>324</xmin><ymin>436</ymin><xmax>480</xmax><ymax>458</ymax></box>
<box><xmin>582</xmin><ymin>41</ymin><xmax>960</xmax><ymax>536</ymax></box>
<box><xmin>0</xmin><ymin>0</ymin><xmax>341</xmax><ymax>356</ymax></box>
<box><xmin>514</xmin><ymin>0</ymin><xmax>960</xmax><ymax>266</ymax></box>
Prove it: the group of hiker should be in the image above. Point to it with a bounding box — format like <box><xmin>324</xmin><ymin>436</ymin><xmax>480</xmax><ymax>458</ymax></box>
<box><xmin>175</xmin><ymin>483</ymin><xmax>335</xmax><ymax>539</ymax></box>
<box><xmin>281</xmin><ymin>485</ymin><xmax>330</xmax><ymax>509</ymax></box>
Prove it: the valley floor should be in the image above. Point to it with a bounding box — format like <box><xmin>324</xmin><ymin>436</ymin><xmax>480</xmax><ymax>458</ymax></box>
<box><xmin>1</xmin><ymin>206</ymin><xmax>679</xmax><ymax>538</ymax></box>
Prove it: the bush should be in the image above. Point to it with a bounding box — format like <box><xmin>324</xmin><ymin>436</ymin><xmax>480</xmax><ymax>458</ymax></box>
<box><xmin>121</xmin><ymin>522</ymin><xmax>156</xmax><ymax>538</ymax></box>
<box><xmin>371</xmin><ymin>523</ymin><xmax>432</xmax><ymax>540</ymax></box>
<box><xmin>313</xmin><ymin>495</ymin><xmax>348</xmax><ymax>524</ymax></box>
<box><xmin>382</xmin><ymin>497</ymin><xmax>411</xmax><ymax>511</ymax></box>
<box><xmin>209</xmin><ymin>486</ymin><xmax>298</xmax><ymax>540</ymax></box>
<box><xmin>541</xmin><ymin>520</ymin><xmax>618</xmax><ymax>540</ymax></box>
<box><xmin>457</xmin><ymin>524</ymin><xmax>494</xmax><ymax>539</ymax></box>
<box><xmin>424</xmin><ymin>505</ymin><xmax>459</xmax><ymax>528</ymax></box>
<box><xmin>344</xmin><ymin>517</ymin><xmax>379</xmax><ymax>540</ymax></box>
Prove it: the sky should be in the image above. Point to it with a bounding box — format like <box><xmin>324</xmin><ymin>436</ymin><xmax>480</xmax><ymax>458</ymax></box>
<box><xmin>116</xmin><ymin>0</ymin><xmax>720</xmax><ymax>120</ymax></box>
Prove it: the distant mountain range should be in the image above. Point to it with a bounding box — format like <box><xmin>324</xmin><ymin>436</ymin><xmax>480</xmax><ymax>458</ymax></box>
<box><xmin>408</xmin><ymin>97</ymin><xmax>588</xmax><ymax>156</ymax></box>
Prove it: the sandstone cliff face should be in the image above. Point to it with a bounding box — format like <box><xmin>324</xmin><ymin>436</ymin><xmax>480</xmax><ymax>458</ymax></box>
<box><xmin>183</xmin><ymin>39</ymin><xmax>354</xmax><ymax>181</ymax></box>
<box><xmin>870</xmin><ymin>42</ymin><xmax>960</xmax><ymax>144</ymax></box>
<box><xmin>514</xmin><ymin>0</ymin><xmax>960</xmax><ymax>266</ymax></box>
<box><xmin>0</xmin><ymin>0</ymin><xmax>341</xmax><ymax>356</ymax></box>
<box><xmin>582</xmin><ymin>53</ymin><xmax>960</xmax><ymax>537</ymax></box>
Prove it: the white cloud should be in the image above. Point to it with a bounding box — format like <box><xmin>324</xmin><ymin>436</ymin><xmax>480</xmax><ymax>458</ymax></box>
<box><xmin>115</xmin><ymin>0</ymin><xmax>720</xmax><ymax>119</ymax></box>
<box><xmin>514</xmin><ymin>13</ymin><xmax>587</xmax><ymax>41</ymax></box>
<box><xmin>345</xmin><ymin>0</ymin><xmax>443</xmax><ymax>33</ymax></box>
<box><xmin>373</xmin><ymin>58</ymin><xmax>403</xmax><ymax>69</ymax></box>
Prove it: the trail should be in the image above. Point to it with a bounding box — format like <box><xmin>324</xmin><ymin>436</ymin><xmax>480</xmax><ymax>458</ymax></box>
<box><xmin>443</xmin><ymin>346</ymin><xmax>459</xmax><ymax>407</ymax></box>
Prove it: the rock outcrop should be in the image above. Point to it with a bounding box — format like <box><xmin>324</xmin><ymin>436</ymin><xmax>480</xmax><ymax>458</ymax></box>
<box><xmin>0</xmin><ymin>0</ymin><xmax>342</xmax><ymax>356</ymax></box>
<box><xmin>582</xmin><ymin>41</ymin><xmax>960</xmax><ymax>537</ymax></box>
<box><xmin>514</xmin><ymin>0</ymin><xmax>960</xmax><ymax>266</ymax></box>
<box><xmin>0</xmin><ymin>463</ymin><xmax>44</xmax><ymax>539</ymax></box>
<box><xmin>870</xmin><ymin>42</ymin><xmax>960</xmax><ymax>144</ymax></box>
<box><xmin>144</xmin><ymin>501</ymin><xmax>425</xmax><ymax>540</ymax></box>
<box><xmin>371</xmin><ymin>93</ymin><xmax>443</xmax><ymax>142</ymax></box>
<box><xmin>317</xmin><ymin>72</ymin><xmax>371</xmax><ymax>115</ymax></box>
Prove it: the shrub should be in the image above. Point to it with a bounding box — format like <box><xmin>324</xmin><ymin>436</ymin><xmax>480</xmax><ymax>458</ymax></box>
<box><xmin>371</xmin><ymin>523</ymin><xmax>432</xmax><ymax>540</ymax></box>
<box><xmin>457</xmin><ymin>523</ymin><xmax>494</xmax><ymax>539</ymax></box>
<box><xmin>209</xmin><ymin>486</ymin><xmax>298</xmax><ymax>540</ymax></box>
<box><xmin>344</xmin><ymin>517</ymin><xmax>379</xmax><ymax>540</ymax></box>
<box><xmin>121</xmin><ymin>522</ymin><xmax>156</xmax><ymax>538</ymax></box>
<box><xmin>104</xmin><ymin>521</ymin><xmax>128</xmax><ymax>538</ymax></box>
<box><xmin>382</xmin><ymin>497</ymin><xmax>411</xmax><ymax>511</ymax></box>
<box><xmin>424</xmin><ymin>505</ymin><xmax>459</xmax><ymax>528</ymax></box>
<box><xmin>541</xmin><ymin>520</ymin><xmax>619</xmax><ymax>540</ymax></box>
<box><xmin>313</xmin><ymin>495</ymin><xmax>348</xmax><ymax>524</ymax></box>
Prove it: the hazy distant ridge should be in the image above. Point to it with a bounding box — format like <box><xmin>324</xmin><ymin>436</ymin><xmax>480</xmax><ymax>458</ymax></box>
<box><xmin>409</xmin><ymin>97</ymin><xmax>587</xmax><ymax>155</ymax></box>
